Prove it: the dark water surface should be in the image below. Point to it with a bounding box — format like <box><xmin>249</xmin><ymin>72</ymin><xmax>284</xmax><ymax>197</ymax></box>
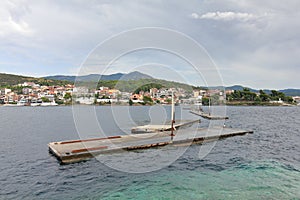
<box><xmin>0</xmin><ymin>106</ymin><xmax>299</xmax><ymax>199</ymax></box>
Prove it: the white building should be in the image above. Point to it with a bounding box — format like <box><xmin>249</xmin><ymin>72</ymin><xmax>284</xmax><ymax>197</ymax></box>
<box><xmin>270</xmin><ymin>98</ymin><xmax>284</xmax><ymax>104</ymax></box>
<box><xmin>0</xmin><ymin>88</ymin><xmax>11</xmax><ymax>95</ymax></box>
<box><xmin>76</xmin><ymin>97</ymin><xmax>94</xmax><ymax>105</ymax></box>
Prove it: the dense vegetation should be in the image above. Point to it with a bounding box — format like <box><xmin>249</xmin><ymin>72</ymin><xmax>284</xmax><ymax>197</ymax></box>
<box><xmin>226</xmin><ymin>88</ymin><xmax>294</xmax><ymax>104</ymax></box>
<box><xmin>0</xmin><ymin>73</ymin><xmax>71</xmax><ymax>87</ymax></box>
<box><xmin>74</xmin><ymin>79</ymin><xmax>196</xmax><ymax>93</ymax></box>
<box><xmin>0</xmin><ymin>73</ymin><xmax>200</xmax><ymax>96</ymax></box>
<box><xmin>0</xmin><ymin>73</ymin><xmax>297</xmax><ymax>107</ymax></box>
<box><xmin>113</xmin><ymin>79</ymin><xmax>194</xmax><ymax>93</ymax></box>
<box><xmin>133</xmin><ymin>83</ymin><xmax>163</xmax><ymax>94</ymax></box>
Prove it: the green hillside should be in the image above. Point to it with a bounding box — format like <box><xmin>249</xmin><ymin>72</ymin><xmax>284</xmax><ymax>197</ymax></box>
<box><xmin>101</xmin><ymin>79</ymin><xmax>198</xmax><ymax>93</ymax></box>
<box><xmin>73</xmin><ymin>78</ymin><xmax>200</xmax><ymax>93</ymax></box>
<box><xmin>1</xmin><ymin>72</ymin><xmax>299</xmax><ymax>96</ymax></box>
<box><xmin>0</xmin><ymin>73</ymin><xmax>70</xmax><ymax>87</ymax></box>
<box><xmin>0</xmin><ymin>73</ymin><xmax>199</xmax><ymax>93</ymax></box>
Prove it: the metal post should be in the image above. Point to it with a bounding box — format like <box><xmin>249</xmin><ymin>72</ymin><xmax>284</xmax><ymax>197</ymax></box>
<box><xmin>171</xmin><ymin>91</ymin><xmax>175</xmax><ymax>141</ymax></box>
<box><xmin>208</xmin><ymin>97</ymin><xmax>211</xmax><ymax>116</ymax></box>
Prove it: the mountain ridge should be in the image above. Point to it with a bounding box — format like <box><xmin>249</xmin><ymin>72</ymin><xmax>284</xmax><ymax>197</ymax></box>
<box><xmin>0</xmin><ymin>72</ymin><xmax>299</xmax><ymax>96</ymax></box>
<box><xmin>43</xmin><ymin>71</ymin><xmax>153</xmax><ymax>82</ymax></box>
<box><xmin>212</xmin><ymin>85</ymin><xmax>300</xmax><ymax>96</ymax></box>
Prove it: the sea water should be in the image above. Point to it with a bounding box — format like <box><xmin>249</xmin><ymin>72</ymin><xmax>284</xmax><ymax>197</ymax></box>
<box><xmin>0</xmin><ymin>106</ymin><xmax>299</xmax><ymax>199</ymax></box>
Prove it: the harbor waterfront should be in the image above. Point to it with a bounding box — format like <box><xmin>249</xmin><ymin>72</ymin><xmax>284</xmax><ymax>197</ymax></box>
<box><xmin>0</xmin><ymin>79</ymin><xmax>298</xmax><ymax>107</ymax></box>
<box><xmin>0</xmin><ymin>106</ymin><xmax>299</xmax><ymax>199</ymax></box>
<box><xmin>1</xmin><ymin>0</ymin><xmax>299</xmax><ymax>199</ymax></box>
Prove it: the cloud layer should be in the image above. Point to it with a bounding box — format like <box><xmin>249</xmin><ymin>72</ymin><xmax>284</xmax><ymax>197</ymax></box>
<box><xmin>191</xmin><ymin>11</ymin><xmax>257</xmax><ymax>21</ymax></box>
<box><xmin>0</xmin><ymin>0</ymin><xmax>299</xmax><ymax>89</ymax></box>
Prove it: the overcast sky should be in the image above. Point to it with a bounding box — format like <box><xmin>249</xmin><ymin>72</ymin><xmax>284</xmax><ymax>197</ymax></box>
<box><xmin>0</xmin><ymin>0</ymin><xmax>299</xmax><ymax>89</ymax></box>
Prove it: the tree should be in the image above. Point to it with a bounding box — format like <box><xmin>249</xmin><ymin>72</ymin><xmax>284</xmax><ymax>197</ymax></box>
<box><xmin>259</xmin><ymin>89</ymin><xmax>265</xmax><ymax>95</ymax></box>
<box><xmin>143</xmin><ymin>96</ymin><xmax>153</xmax><ymax>105</ymax></box>
<box><xmin>259</xmin><ymin>93</ymin><xmax>270</xmax><ymax>102</ymax></box>
<box><xmin>134</xmin><ymin>83</ymin><xmax>163</xmax><ymax>94</ymax></box>
<box><xmin>243</xmin><ymin>88</ymin><xmax>251</xmax><ymax>92</ymax></box>
<box><xmin>41</xmin><ymin>97</ymin><xmax>50</xmax><ymax>102</ymax></box>
<box><xmin>270</xmin><ymin>90</ymin><xmax>286</xmax><ymax>101</ymax></box>
<box><xmin>129</xmin><ymin>99</ymin><xmax>133</xmax><ymax>106</ymax></box>
<box><xmin>64</xmin><ymin>93</ymin><xmax>72</xmax><ymax>100</ymax></box>
<box><xmin>242</xmin><ymin>88</ymin><xmax>256</xmax><ymax>101</ymax></box>
<box><xmin>270</xmin><ymin>90</ymin><xmax>279</xmax><ymax>97</ymax></box>
<box><xmin>284</xmin><ymin>96</ymin><xmax>294</xmax><ymax>103</ymax></box>
<box><xmin>202</xmin><ymin>97</ymin><xmax>209</xmax><ymax>106</ymax></box>
<box><xmin>101</xmin><ymin>95</ymin><xmax>109</xmax><ymax>99</ymax></box>
<box><xmin>254</xmin><ymin>96</ymin><xmax>262</xmax><ymax>102</ymax></box>
<box><xmin>227</xmin><ymin>88</ymin><xmax>258</xmax><ymax>101</ymax></box>
<box><xmin>54</xmin><ymin>94</ymin><xmax>64</xmax><ymax>105</ymax></box>
<box><xmin>166</xmin><ymin>98</ymin><xmax>172</xmax><ymax>104</ymax></box>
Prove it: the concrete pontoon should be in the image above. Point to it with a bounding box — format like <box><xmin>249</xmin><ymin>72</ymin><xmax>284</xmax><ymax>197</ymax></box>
<box><xmin>131</xmin><ymin>119</ymin><xmax>200</xmax><ymax>133</ymax></box>
<box><xmin>190</xmin><ymin>110</ymin><xmax>229</xmax><ymax>120</ymax></box>
<box><xmin>48</xmin><ymin>128</ymin><xmax>253</xmax><ymax>164</ymax></box>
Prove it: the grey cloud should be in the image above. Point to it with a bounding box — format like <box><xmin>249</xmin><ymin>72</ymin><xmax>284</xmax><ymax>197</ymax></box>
<box><xmin>0</xmin><ymin>0</ymin><xmax>299</xmax><ymax>89</ymax></box>
<box><xmin>191</xmin><ymin>11</ymin><xmax>258</xmax><ymax>22</ymax></box>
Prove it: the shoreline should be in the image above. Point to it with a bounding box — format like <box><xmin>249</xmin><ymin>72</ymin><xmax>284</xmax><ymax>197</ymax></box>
<box><xmin>225</xmin><ymin>101</ymin><xmax>296</xmax><ymax>106</ymax></box>
<box><xmin>0</xmin><ymin>103</ymin><xmax>297</xmax><ymax>107</ymax></box>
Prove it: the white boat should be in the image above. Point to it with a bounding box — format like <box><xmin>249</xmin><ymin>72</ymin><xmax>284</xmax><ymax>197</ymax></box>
<box><xmin>41</xmin><ymin>102</ymin><xmax>58</xmax><ymax>106</ymax></box>
<box><xmin>2</xmin><ymin>104</ymin><xmax>19</xmax><ymax>107</ymax></box>
<box><xmin>30</xmin><ymin>103</ymin><xmax>40</xmax><ymax>107</ymax></box>
<box><xmin>30</xmin><ymin>99</ymin><xmax>41</xmax><ymax>107</ymax></box>
<box><xmin>16</xmin><ymin>99</ymin><xmax>27</xmax><ymax>106</ymax></box>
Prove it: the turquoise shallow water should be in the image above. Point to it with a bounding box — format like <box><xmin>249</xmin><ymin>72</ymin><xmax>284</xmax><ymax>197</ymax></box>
<box><xmin>101</xmin><ymin>161</ymin><xmax>300</xmax><ymax>200</ymax></box>
<box><xmin>0</xmin><ymin>106</ymin><xmax>299</xmax><ymax>199</ymax></box>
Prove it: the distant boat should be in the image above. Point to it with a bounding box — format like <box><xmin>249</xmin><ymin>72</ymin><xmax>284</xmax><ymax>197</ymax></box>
<box><xmin>16</xmin><ymin>99</ymin><xmax>27</xmax><ymax>106</ymax></box>
<box><xmin>41</xmin><ymin>102</ymin><xmax>58</xmax><ymax>106</ymax></box>
<box><xmin>2</xmin><ymin>104</ymin><xmax>19</xmax><ymax>107</ymax></box>
<box><xmin>30</xmin><ymin>99</ymin><xmax>42</xmax><ymax>107</ymax></box>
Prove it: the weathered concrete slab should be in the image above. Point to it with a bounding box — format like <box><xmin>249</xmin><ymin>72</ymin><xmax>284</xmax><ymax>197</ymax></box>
<box><xmin>49</xmin><ymin>127</ymin><xmax>253</xmax><ymax>164</ymax></box>
<box><xmin>190</xmin><ymin>110</ymin><xmax>229</xmax><ymax>120</ymax></box>
<box><xmin>131</xmin><ymin>119</ymin><xmax>200</xmax><ymax>133</ymax></box>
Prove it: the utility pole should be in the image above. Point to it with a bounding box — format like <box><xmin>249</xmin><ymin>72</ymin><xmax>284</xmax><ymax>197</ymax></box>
<box><xmin>171</xmin><ymin>91</ymin><xmax>175</xmax><ymax>141</ymax></box>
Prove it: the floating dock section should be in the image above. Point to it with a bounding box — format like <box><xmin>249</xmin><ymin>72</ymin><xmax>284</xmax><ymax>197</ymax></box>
<box><xmin>48</xmin><ymin>128</ymin><xmax>253</xmax><ymax>164</ymax></box>
<box><xmin>131</xmin><ymin>119</ymin><xmax>200</xmax><ymax>133</ymax></box>
<box><xmin>190</xmin><ymin>110</ymin><xmax>229</xmax><ymax>120</ymax></box>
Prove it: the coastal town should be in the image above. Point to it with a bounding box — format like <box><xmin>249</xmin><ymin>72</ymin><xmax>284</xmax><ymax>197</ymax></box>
<box><xmin>0</xmin><ymin>81</ymin><xmax>209</xmax><ymax>106</ymax></box>
<box><xmin>0</xmin><ymin>81</ymin><xmax>299</xmax><ymax>106</ymax></box>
